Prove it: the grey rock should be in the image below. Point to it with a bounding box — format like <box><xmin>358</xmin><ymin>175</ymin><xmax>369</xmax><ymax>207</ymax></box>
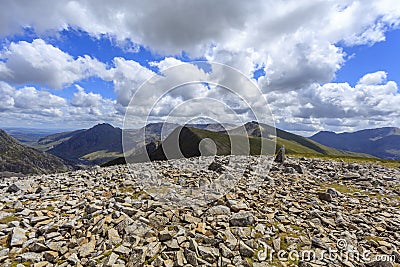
<box><xmin>0</xmin><ymin>248</ymin><xmax>9</xmax><ymax>257</ymax></box>
<box><xmin>198</xmin><ymin>245</ymin><xmax>217</xmax><ymax>262</ymax></box>
<box><xmin>227</xmin><ymin>200</ymin><xmax>248</xmax><ymax>212</ymax></box>
<box><xmin>184</xmin><ymin>248</ymin><xmax>198</xmax><ymax>266</ymax></box>
<box><xmin>146</xmin><ymin>242</ymin><xmax>161</xmax><ymax>258</ymax></box>
<box><xmin>67</xmin><ymin>253</ymin><xmax>79</xmax><ymax>264</ymax></box>
<box><xmin>106</xmin><ymin>252</ymin><xmax>119</xmax><ymax>266</ymax></box>
<box><xmin>239</xmin><ymin>241</ymin><xmax>254</xmax><ymax>257</ymax></box>
<box><xmin>35</xmin><ymin>186</ymin><xmax>46</xmax><ymax>194</ymax></box>
<box><xmin>188</xmin><ymin>238</ymin><xmax>199</xmax><ymax>256</ymax></box>
<box><xmin>43</xmin><ymin>251</ymin><xmax>59</xmax><ymax>262</ymax></box>
<box><xmin>284</xmin><ymin>166</ymin><xmax>296</xmax><ymax>174</ymax></box>
<box><xmin>121</xmin><ymin>206</ymin><xmax>137</xmax><ymax>216</ymax></box>
<box><xmin>274</xmin><ymin>145</ymin><xmax>285</xmax><ymax>163</ymax></box>
<box><xmin>317</xmin><ymin>192</ymin><xmax>333</xmax><ymax>202</ymax></box>
<box><xmin>327</xmin><ymin>187</ymin><xmax>342</xmax><ymax>197</ymax></box>
<box><xmin>8</xmin><ymin>227</ymin><xmax>27</xmax><ymax>246</ymax></box>
<box><xmin>108</xmin><ymin>228</ymin><xmax>122</xmax><ymax>245</ymax></box>
<box><xmin>311</xmin><ymin>237</ymin><xmax>328</xmax><ymax>250</ymax></box>
<box><xmin>78</xmin><ymin>238</ymin><xmax>96</xmax><ymax>257</ymax></box>
<box><xmin>223</xmin><ymin>229</ymin><xmax>237</xmax><ymax>250</ymax></box>
<box><xmin>208</xmin><ymin>161</ymin><xmax>225</xmax><ymax>173</ymax></box>
<box><xmin>0</xmin><ymin>155</ymin><xmax>399</xmax><ymax>267</ymax></box>
<box><xmin>219</xmin><ymin>256</ymin><xmax>231</xmax><ymax>266</ymax></box>
<box><xmin>6</xmin><ymin>184</ymin><xmax>21</xmax><ymax>193</ymax></box>
<box><xmin>152</xmin><ymin>256</ymin><xmax>164</xmax><ymax>267</ymax></box>
<box><xmin>208</xmin><ymin>205</ymin><xmax>231</xmax><ymax>216</ymax></box>
<box><xmin>47</xmin><ymin>241</ymin><xmax>67</xmax><ymax>254</ymax></box>
<box><xmin>128</xmin><ymin>246</ymin><xmax>148</xmax><ymax>264</ymax></box>
<box><xmin>29</xmin><ymin>242</ymin><xmax>48</xmax><ymax>252</ymax></box>
<box><xmin>30</xmin><ymin>216</ymin><xmax>49</xmax><ymax>224</ymax></box>
<box><xmin>342</xmin><ymin>173</ymin><xmax>361</xmax><ymax>180</ymax></box>
<box><xmin>114</xmin><ymin>245</ymin><xmax>130</xmax><ymax>255</ymax></box>
<box><xmin>122</xmin><ymin>221</ymin><xmax>149</xmax><ymax>236</ymax></box>
<box><xmin>183</xmin><ymin>213</ymin><xmax>201</xmax><ymax>224</ymax></box>
<box><xmin>158</xmin><ymin>229</ymin><xmax>174</xmax><ymax>242</ymax></box>
<box><xmin>219</xmin><ymin>243</ymin><xmax>234</xmax><ymax>258</ymax></box>
<box><xmin>229</xmin><ymin>210</ymin><xmax>255</xmax><ymax>226</ymax></box>
<box><xmin>85</xmin><ymin>204</ymin><xmax>102</xmax><ymax>214</ymax></box>
<box><xmin>284</xmin><ymin>163</ymin><xmax>305</xmax><ymax>174</ymax></box>
<box><xmin>18</xmin><ymin>252</ymin><xmax>42</xmax><ymax>262</ymax></box>
<box><xmin>175</xmin><ymin>249</ymin><xmax>185</xmax><ymax>266</ymax></box>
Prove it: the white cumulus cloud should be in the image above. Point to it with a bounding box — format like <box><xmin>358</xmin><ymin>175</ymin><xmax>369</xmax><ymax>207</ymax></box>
<box><xmin>1</xmin><ymin>1</ymin><xmax>400</xmax><ymax>131</ymax></box>
<box><xmin>268</xmin><ymin>71</ymin><xmax>400</xmax><ymax>134</ymax></box>
<box><xmin>0</xmin><ymin>39</ymin><xmax>109</xmax><ymax>89</ymax></box>
<box><xmin>71</xmin><ymin>85</ymin><xmax>102</xmax><ymax>107</ymax></box>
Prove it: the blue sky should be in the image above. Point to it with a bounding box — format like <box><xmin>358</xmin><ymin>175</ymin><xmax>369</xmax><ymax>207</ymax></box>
<box><xmin>4</xmin><ymin>27</ymin><xmax>399</xmax><ymax>101</ymax></box>
<box><xmin>335</xmin><ymin>29</ymin><xmax>400</xmax><ymax>86</ymax></box>
<box><xmin>0</xmin><ymin>1</ymin><xmax>400</xmax><ymax>134</ymax></box>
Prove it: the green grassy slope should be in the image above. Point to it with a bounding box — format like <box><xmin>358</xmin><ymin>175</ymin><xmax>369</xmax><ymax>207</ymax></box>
<box><xmin>276</xmin><ymin>137</ymin><xmax>374</xmax><ymax>157</ymax></box>
<box><xmin>230</xmin><ymin>122</ymin><xmax>374</xmax><ymax>158</ymax></box>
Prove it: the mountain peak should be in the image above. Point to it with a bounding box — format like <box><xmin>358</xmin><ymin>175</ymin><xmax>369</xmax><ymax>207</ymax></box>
<box><xmin>245</xmin><ymin>121</ymin><xmax>259</xmax><ymax>126</ymax></box>
<box><xmin>48</xmin><ymin>123</ymin><xmax>122</xmax><ymax>164</ymax></box>
<box><xmin>92</xmin><ymin>123</ymin><xmax>116</xmax><ymax>129</ymax></box>
<box><xmin>311</xmin><ymin>130</ymin><xmax>336</xmax><ymax>137</ymax></box>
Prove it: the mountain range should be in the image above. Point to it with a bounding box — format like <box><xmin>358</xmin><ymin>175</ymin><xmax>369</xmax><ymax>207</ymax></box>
<box><xmin>3</xmin><ymin>122</ymin><xmax>398</xmax><ymax>174</ymax></box>
<box><xmin>104</xmin><ymin>122</ymin><xmax>373</xmax><ymax>166</ymax></box>
<box><xmin>310</xmin><ymin>127</ymin><xmax>400</xmax><ymax>160</ymax></box>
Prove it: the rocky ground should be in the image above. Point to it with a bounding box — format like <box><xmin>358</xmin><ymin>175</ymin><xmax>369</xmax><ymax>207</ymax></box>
<box><xmin>0</xmin><ymin>156</ymin><xmax>399</xmax><ymax>267</ymax></box>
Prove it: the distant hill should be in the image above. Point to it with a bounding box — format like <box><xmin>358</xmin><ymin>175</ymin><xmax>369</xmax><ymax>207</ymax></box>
<box><xmin>4</xmin><ymin>128</ymin><xmax>60</xmax><ymax>147</ymax></box>
<box><xmin>103</xmin><ymin>122</ymin><xmax>373</xmax><ymax>166</ymax></box>
<box><xmin>149</xmin><ymin>126</ymin><xmax>274</xmax><ymax>160</ymax></box>
<box><xmin>123</xmin><ymin>122</ymin><xmax>180</xmax><ymax>152</ymax></box>
<box><xmin>48</xmin><ymin>123</ymin><xmax>123</xmax><ymax>165</ymax></box>
<box><xmin>310</xmin><ymin>127</ymin><xmax>400</xmax><ymax>160</ymax></box>
<box><xmin>0</xmin><ymin>129</ymin><xmax>75</xmax><ymax>176</ymax></box>
<box><xmin>32</xmin><ymin>122</ymin><xmax>377</xmax><ymax>166</ymax></box>
<box><xmin>229</xmin><ymin>121</ymin><xmax>374</xmax><ymax>157</ymax></box>
<box><xmin>103</xmin><ymin>126</ymin><xmax>273</xmax><ymax>166</ymax></box>
<box><xmin>123</xmin><ymin>122</ymin><xmax>237</xmax><ymax>154</ymax></box>
<box><xmin>124</xmin><ymin>122</ymin><xmax>236</xmax><ymax>144</ymax></box>
<box><xmin>36</xmin><ymin>129</ymin><xmax>86</xmax><ymax>150</ymax></box>
<box><xmin>42</xmin><ymin>123</ymin><xmax>239</xmax><ymax>164</ymax></box>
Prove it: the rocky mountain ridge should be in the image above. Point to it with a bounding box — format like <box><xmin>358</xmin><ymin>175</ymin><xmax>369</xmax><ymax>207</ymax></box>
<box><xmin>8</xmin><ymin>122</ymin><xmax>379</xmax><ymax>168</ymax></box>
<box><xmin>0</xmin><ymin>130</ymin><xmax>75</xmax><ymax>177</ymax></box>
